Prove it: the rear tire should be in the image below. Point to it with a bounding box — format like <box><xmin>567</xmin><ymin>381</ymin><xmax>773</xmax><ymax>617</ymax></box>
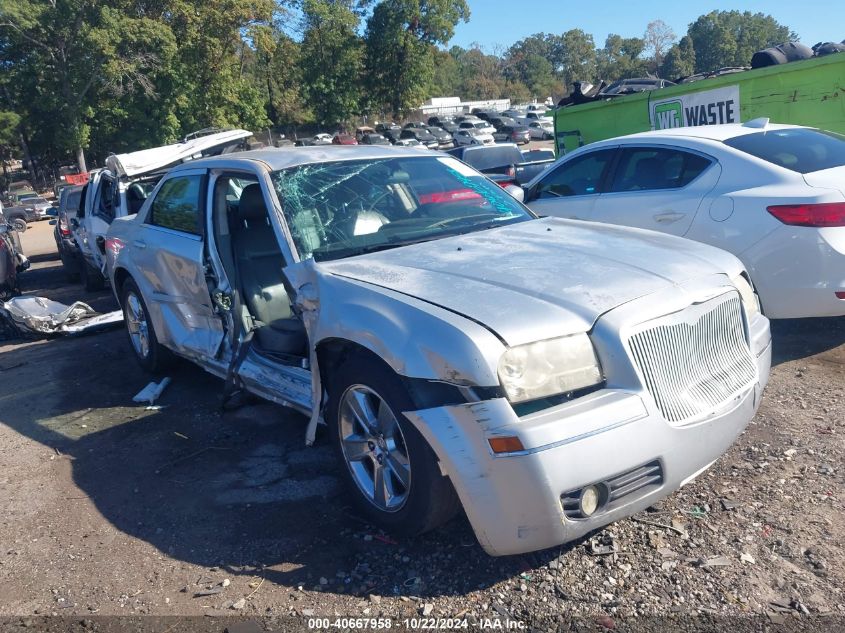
<box><xmin>120</xmin><ymin>277</ymin><xmax>171</xmax><ymax>374</ymax></box>
<box><xmin>60</xmin><ymin>253</ymin><xmax>81</xmax><ymax>282</ymax></box>
<box><xmin>80</xmin><ymin>260</ymin><xmax>105</xmax><ymax>292</ymax></box>
<box><xmin>327</xmin><ymin>354</ymin><xmax>460</xmax><ymax>536</ymax></box>
<box><xmin>11</xmin><ymin>218</ymin><xmax>26</xmax><ymax>233</ymax></box>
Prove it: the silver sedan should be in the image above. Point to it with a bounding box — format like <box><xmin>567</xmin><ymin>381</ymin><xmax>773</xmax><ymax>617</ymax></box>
<box><xmin>105</xmin><ymin>146</ymin><xmax>771</xmax><ymax>555</ymax></box>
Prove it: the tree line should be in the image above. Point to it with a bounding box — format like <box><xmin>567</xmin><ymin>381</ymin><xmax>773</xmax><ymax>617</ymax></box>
<box><xmin>0</xmin><ymin>1</ymin><xmax>795</xmax><ymax>175</ymax></box>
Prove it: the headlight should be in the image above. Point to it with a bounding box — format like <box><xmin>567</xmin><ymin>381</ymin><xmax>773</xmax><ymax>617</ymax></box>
<box><xmin>732</xmin><ymin>274</ymin><xmax>760</xmax><ymax>318</ymax></box>
<box><xmin>498</xmin><ymin>333</ymin><xmax>603</xmax><ymax>404</ymax></box>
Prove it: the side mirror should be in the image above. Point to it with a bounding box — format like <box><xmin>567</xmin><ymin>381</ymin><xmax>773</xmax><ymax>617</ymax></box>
<box><xmin>70</xmin><ymin>217</ymin><xmax>79</xmax><ymax>229</ymax></box>
<box><xmin>504</xmin><ymin>185</ymin><xmax>525</xmax><ymax>203</ymax></box>
<box><xmin>46</xmin><ymin>208</ymin><xmax>58</xmax><ymax>217</ymax></box>
<box><xmin>49</xmin><ymin>219</ymin><xmax>57</xmax><ymax>226</ymax></box>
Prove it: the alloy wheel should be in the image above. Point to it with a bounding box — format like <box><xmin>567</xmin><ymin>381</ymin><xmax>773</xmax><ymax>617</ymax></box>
<box><xmin>338</xmin><ymin>384</ymin><xmax>411</xmax><ymax>512</ymax></box>
<box><xmin>124</xmin><ymin>291</ymin><xmax>150</xmax><ymax>359</ymax></box>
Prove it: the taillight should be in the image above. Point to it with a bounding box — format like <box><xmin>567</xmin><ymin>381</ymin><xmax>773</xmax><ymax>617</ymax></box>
<box><xmin>766</xmin><ymin>202</ymin><xmax>845</xmax><ymax>227</ymax></box>
<box><xmin>836</xmin><ymin>292</ymin><xmax>845</xmax><ymax>299</ymax></box>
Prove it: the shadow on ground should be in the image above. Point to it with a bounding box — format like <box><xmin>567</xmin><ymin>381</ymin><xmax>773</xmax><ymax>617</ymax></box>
<box><xmin>2</xmin><ymin>241</ymin><xmax>841</xmax><ymax>600</ymax></box>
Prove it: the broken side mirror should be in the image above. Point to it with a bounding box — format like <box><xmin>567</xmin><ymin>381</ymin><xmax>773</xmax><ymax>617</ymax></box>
<box><xmin>504</xmin><ymin>184</ymin><xmax>525</xmax><ymax>203</ymax></box>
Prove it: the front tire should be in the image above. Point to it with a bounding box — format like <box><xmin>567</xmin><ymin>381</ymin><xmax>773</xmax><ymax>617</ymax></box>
<box><xmin>11</xmin><ymin>218</ymin><xmax>26</xmax><ymax>233</ymax></box>
<box><xmin>121</xmin><ymin>278</ymin><xmax>171</xmax><ymax>373</ymax></box>
<box><xmin>328</xmin><ymin>354</ymin><xmax>460</xmax><ymax>536</ymax></box>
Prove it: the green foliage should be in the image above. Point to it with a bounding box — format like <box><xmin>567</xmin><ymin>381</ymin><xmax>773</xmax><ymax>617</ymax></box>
<box><xmin>687</xmin><ymin>10</ymin><xmax>794</xmax><ymax>73</ymax></box>
<box><xmin>365</xmin><ymin>0</ymin><xmax>469</xmax><ymax>118</ymax></box>
<box><xmin>0</xmin><ymin>3</ymin><xmax>802</xmax><ymax>166</ymax></box>
<box><xmin>299</xmin><ymin>0</ymin><xmax>365</xmax><ymax>126</ymax></box>
<box><xmin>661</xmin><ymin>36</ymin><xmax>696</xmax><ymax>80</ymax></box>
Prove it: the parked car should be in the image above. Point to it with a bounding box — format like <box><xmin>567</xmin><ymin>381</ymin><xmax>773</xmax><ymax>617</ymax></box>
<box><xmin>399</xmin><ymin>128</ymin><xmax>438</xmax><ymax>148</ymax></box>
<box><xmin>520</xmin><ymin>121</ymin><xmax>845</xmax><ymax>318</ymax></box>
<box><xmin>424</xmin><ymin>126</ymin><xmax>455</xmax><ymax>150</ymax></box>
<box><xmin>517</xmin><ymin>112</ymin><xmax>552</xmax><ymax>127</ymax></box>
<box><xmin>21</xmin><ymin>196</ymin><xmax>52</xmax><ymax>220</ymax></box>
<box><xmin>522</xmin><ymin>148</ymin><xmax>556</xmax><ymax>162</ymax></box>
<box><xmin>489</xmin><ymin>116</ymin><xmax>518</xmax><ymax>131</ymax></box>
<box><xmin>105</xmin><ymin>145</ymin><xmax>771</xmax><ymax>556</ymax></box>
<box><xmin>51</xmin><ymin>184</ymin><xmax>84</xmax><ymax>281</ymax></box>
<box><xmin>354</xmin><ymin>127</ymin><xmax>376</xmax><ymax>142</ymax></box>
<box><xmin>402</xmin><ymin>121</ymin><xmax>429</xmax><ymax>130</ymax></box>
<box><xmin>459</xmin><ymin>120</ymin><xmax>496</xmax><ymax>136</ymax></box>
<box><xmin>528</xmin><ymin>120</ymin><xmax>554</xmax><ymax>140</ymax></box>
<box><xmin>452</xmin><ymin>129</ymin><xmax>495</xmax><ymax>147</ymax></box>
<box><xmin>493</xmin><ymin>125</ymin><xmax>530</xmax><ymax>145</ymax></box>
<box><xmin>332</xmin><ymin>134</ymin><xmax>358</xmax><ymax>145</ymax></box>
<box><xmin>375</xmin><ymin>122</ymin><xmax>401</xmax><ymax>136</ymax></box>
<box><xmin>394</xmin><ymin>138</ymin><xmax>423</xmax><ymax>147</ymax></box>
<box><xmin>447</xmin><ymin>143</ymin><xmax>554</xmax><ymax>185</ymax></box>
<box><xmin>72</xmin><ymin>128</ymin><xmax>251</xmax><ymax>291</ymax></box>
<box><xmin>3</xmin><ymin>204</ymin><xmax>33</xmax><ymax>231</ymax></box>
<box><xmin>360</xmin><ymin>133</ymin><xmax>391</xmax><ymax>146</ymax></box>
<box><xmin>0</xmin><ymin>208</ymin><xmax>27</xmax><ymax>298</ymax></box>
<box><xmin>296</xmin><ymin>133</ymin><xmax>333</xmax><ymax>146</ymax></box>
<box><xmin>427</xmin><ymin>115</ymin><xmax>454</xmax><ymax>127</ymax></box>
<box><xmin>438</xmin><ymin>121</ymin><xmax>461</xmax><ymax>135</ymax></box>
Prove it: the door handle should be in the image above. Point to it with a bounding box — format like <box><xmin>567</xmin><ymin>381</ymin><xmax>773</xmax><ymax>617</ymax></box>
<box><xmin>133</xmin><ymin>240</ymin><xmax>147</xmax><ymax>249</ymax></box>
<box><xmin>653</xmin><ymin>212</ymin><xmax>685</xmax><ymax>223</ymax></box>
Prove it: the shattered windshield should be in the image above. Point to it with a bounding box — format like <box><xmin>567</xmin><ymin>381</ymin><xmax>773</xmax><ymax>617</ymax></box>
<box><xmin>270</xmin><ymin>156</ymin><xmax>533</xmax><ymax>262</ymax></box>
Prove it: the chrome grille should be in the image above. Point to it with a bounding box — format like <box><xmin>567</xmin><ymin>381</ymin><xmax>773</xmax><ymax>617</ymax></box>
<box><xmin>628</xmin><ymin>292</ymin><xmax>757</xmax><ymax>424</ymax></box>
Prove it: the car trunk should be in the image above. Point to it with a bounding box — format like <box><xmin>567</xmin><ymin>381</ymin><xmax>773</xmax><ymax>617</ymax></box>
<box><xmin>803</xmin><ymin>166</ymin><xmax>845</xmax><ymax>198</ymax></box>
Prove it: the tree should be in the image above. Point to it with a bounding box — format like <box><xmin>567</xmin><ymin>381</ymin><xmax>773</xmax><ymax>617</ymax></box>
<box><xmin>299</xmin><ymin>0</ymin><xmax>364</xmax><ymax>126</ymax></box>
<box><xmin>643</xmin><ymin>19</ymin><xmax>675</xmax><ymax>72</ymax></box>
<box><xmin>687</xmin><ymin>10</ymin><xmax>794</xmax><ymax>73</ymax></box>
<box><xmin>597</xmin><ymin>34</ymin><xmax>648</xmax><ymax>80</ymax></box>
<box><xmin>365</xmin><ymin>0</ymin><xmax>469</xmax><ymax>119</ymax></box>
<box><xmin>0</xmin><ymin>0</ymin><xmax>178</xmax><ymax>171</ymax></box>
<box><xmin>661</xmin><ymin>35</ymin><xmax>696</xmax><ymax>79</ymax></box>
<box><xmin>558</xmin><ymin>29</ymin><xmax>597</xmax><ymax>88</ymax></box>
<box><xmin>0</xmin><ymin>110</ymin><xmax>20</xmax><ymax>184</ymax></box>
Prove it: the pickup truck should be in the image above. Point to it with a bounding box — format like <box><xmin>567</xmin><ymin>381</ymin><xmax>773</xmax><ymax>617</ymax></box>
<box><xmin>446</xmin><ymin>143</ymin><xmax>554</xmax><ymax>187</ymax></box>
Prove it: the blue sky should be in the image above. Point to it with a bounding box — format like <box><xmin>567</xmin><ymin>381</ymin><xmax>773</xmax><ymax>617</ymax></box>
<box><xmin>450</xmin><ymin>1</ymin><xmax>843</xmax><ymax>51</ymax></box>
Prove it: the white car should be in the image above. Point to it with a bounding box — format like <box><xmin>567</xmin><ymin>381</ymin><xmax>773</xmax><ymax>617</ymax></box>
<box><xmin>520</xmin><ymin>121</ymin><xmax>845</xmax><ymax>318</ymax></box>
<box><xmin>458</xmin><ymin>120</ymin><xmax>496</xmax><ymax>136</ymax></box>
<box><xmin>453</xmin><ymin>129</ymin><xmax>494</xmax><ymax>146</ymax></box>
<box><xmin>528</xmin><ymin>120</ymin><xmax>554</xmax><ymax>140</ymax></box>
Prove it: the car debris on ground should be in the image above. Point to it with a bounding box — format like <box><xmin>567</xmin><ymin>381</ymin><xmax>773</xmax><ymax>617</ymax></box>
<box><xmin>0</xmin><ymin>295</ymin><xmax>122</xmax><ymax>337</ymax></box>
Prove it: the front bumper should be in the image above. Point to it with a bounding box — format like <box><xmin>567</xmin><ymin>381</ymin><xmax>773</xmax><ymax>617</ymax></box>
<box><xmin>406</xmin><ymin>313</ymin><xmax>772</xmax><ymax>557</ymax></box>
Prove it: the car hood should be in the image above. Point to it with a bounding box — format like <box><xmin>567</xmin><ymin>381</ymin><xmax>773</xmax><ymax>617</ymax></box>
<box><xmin>106</xmin><ymin>129</ymin><xmax>252</xmax><ymax>178</ymax></box>
<box><xmin>320</xmin><ymin>218</ymin><xmax>741</xmax><ymax>346</ymax></box>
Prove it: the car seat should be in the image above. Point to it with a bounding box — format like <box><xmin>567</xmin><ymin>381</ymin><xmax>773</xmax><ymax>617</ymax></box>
<box><xmin>231</xmin><ymin>183</ymin><xmax>307</xmax><ymax>356</ymax></box>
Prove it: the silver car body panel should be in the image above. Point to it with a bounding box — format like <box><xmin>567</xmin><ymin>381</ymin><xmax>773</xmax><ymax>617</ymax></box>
<box><xmin>105</xmin><ymin>147</ymin><xmax>772</xmax><ymax>555</ymax></box>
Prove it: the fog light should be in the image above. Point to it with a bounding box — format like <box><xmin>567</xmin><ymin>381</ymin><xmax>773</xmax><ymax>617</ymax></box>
<box><xmin>580</xmin><ymin>486</ymin><xmax>600</xmax><ymax>517</ymax></box>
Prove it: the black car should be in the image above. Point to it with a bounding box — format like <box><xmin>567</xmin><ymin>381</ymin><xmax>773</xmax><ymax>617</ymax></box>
<box><xmin>51</xmin><ymin>184</ymin><xmax>84</xmax><ymax>281</ymax></box>
<box><xmin>427</xmin><ymin>115</ymin><xmax>455</xmax><ymax>127</ymax></box>
<box><xmin>489</xmin><ymin>116</ymin><xmax>518</xmax><ymax>131</ymax></box>
<box><xmin>424</xmin><ymin>127</ymin><xmax>455</xmax><ymax>149</ymax></box>
<box><xmin>399</xmin><ymin>128</ymin><xmax>438</xmax><ymax>148</ymax></box>
<box><xmin>0</xmin><ymin>209</ymin><xmax>27</xmax><ymax>298</ymax></box>
<box><xmin>360</xmin><ymin>133</ymin><xmax>391</xmax><ymax>146</ymax></box>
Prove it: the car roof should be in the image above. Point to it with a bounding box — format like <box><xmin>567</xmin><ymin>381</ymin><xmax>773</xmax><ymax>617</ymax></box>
<box><xmin>612</xmin><ymin>122</ymin><xmax>804</xmax><ymax>144</ymax></box>
<box><xmin>170</xmin><ymin>146</ymin><xmax>440</xmax><ymax>172</ymax></box>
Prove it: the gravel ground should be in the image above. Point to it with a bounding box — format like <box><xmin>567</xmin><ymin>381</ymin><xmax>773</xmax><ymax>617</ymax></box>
<box><xmin>0</xmin><ymin>221</ymin><xmax>843</xmax><ymax>632</ymax></box>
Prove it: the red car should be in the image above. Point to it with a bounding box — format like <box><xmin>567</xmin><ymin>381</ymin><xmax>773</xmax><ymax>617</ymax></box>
<box><xmin>332</xmin><ymin>134</ymin><xmax>358</xmax><ymax>145</ymax></box>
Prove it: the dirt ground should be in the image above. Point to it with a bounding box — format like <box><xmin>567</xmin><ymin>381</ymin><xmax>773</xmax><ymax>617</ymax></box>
<box><xmin>1</xmin><ymin>220</ymin><xmax>843</xmax><ymax>631</ymax></box>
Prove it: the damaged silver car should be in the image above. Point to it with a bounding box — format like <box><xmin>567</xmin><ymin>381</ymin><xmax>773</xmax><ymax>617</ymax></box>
<box><xmin>105</xmin><ymin>146</ymin><xmax>771</xmax><ymax>556</ymax></box>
